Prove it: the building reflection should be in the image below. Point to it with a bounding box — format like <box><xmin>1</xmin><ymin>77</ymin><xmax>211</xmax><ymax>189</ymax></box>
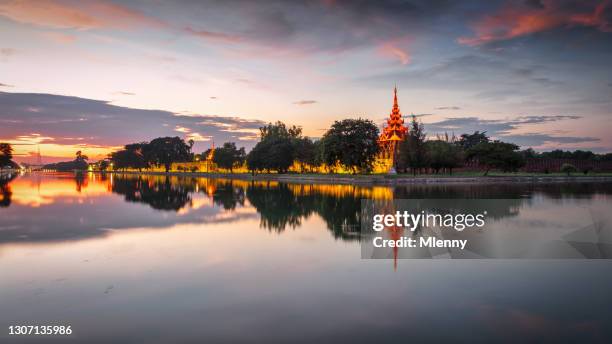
<box><xmin>1</xmin><ymin>173</ymin><xmax>612</xmax><ymax>248</ymax></box>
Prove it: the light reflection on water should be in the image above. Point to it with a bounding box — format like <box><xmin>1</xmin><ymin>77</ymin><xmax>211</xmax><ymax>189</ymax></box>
<box><xmin>1</xmin><ymin>172</ymin><xmax>612</xmax><ymax>343</ymax></box>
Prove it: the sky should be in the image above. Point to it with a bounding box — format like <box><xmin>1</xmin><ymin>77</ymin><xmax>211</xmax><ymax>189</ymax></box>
<box><xmin>0</xmin><ymin>0</ymin><xmax>611</xmax><ymax>163</ymax></box>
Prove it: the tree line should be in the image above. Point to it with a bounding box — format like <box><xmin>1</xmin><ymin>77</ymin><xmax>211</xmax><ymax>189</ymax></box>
<box><xmin>3</xmin><ymin>114</ymin><xmax>612</xmax><ymax>175</ymax></box>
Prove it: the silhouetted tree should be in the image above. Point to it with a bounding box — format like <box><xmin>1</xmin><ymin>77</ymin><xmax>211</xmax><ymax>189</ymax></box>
<box><xmin>144</xmin><ymin>137</ymin><xmax>192</xmax><ymax>172</ymax></box>
<box><xmin>0</xmin><ymin>143</ymin><xmax>13</xmax><ymax>167</ymax></box>
<box><xmin>457</xmin><ymin>131</ymin><xmax>489</xmax><ymax>150</ymax></box>
<box><xmin>425</xmin><ymin>140</ymin><xmax>464</xmax><ymax>174</ymax></box>
<box><xmin>247</xmin><ymin>121</ymin><xmax>301</xmax><ymax>173</ymax></box>
<box><xmin>397</xmin><ymin>115</ymin><xmax>427</xmax><ymax>174</ymax></box>
<box><xmin>467</xmin><ymin>141</ymin><xmax>525</xmax><ymax>175</ymax></box>
<box><xmin>293</xmin><ymin>137</ymin><xmax>317</xmax><ymax>172</ymax></box>
<box><xmin>320</xmin><ymin>118</ymin><xmax>379</xmax><ymax>173</ymax></box>
<box><xmin>213</xmin><ymin>142</ymin><xmax>246</xmax><ymax>172</ymax></box>
<box><xmin>560</xmin><ymin>163</ymin><xmax>577</xmax><ymax>176</ymax></box>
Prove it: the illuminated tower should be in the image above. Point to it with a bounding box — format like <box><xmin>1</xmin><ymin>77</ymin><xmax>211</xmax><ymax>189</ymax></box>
<box><xmin>378</xmin><ymin>86</ymin><xmax>408</xmax><ymax>168</ymax></box>
<box><xmin>204</xmin><ymin>141</ymin><xmax>215</xmax><ymax>172</ymax></box>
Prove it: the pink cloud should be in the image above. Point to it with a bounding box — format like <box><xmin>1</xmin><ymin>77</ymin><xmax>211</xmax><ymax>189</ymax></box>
<box><xmin>458</xmin><ymin>0</ymin><xmax>612</xmax><ymax>46</ymax></box>
<box><xmin>0</xmin><ymin>0</ymin><xmax>165</xmax><ymax>30</ymax></box>
<box><xmin>378</xmin><ymin>39</ymin><xmax>411</xmax><ymax>65</ymax></box>
<box><xmin>41</xmin><ymin>31</ymin><xmax>77</xmax><ymax>44</ymax></box>
<box><xmin>570</xmin><ymin>0</ymin><xmax>612</xmax><ymax>32</ymax></box>
<box><xmin>184</xmin><ymin>27</ymin><xmax>242</xmax><ymax>44</ymax></box>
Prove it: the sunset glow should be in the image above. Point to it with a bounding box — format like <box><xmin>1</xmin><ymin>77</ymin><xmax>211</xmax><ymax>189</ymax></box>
<box><xmin>1</xmin><ymin>0</ymin><xmax>611</xmax><ymax>162</ymax></box>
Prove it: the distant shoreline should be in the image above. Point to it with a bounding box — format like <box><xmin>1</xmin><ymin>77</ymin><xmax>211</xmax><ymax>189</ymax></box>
<box><xmin>79</xmin><ymin>170</ymin><xmax>612</xmax><ymax>185</ymax></box>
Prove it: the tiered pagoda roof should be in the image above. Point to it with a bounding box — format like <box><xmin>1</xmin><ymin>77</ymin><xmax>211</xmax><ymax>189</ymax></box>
<box><xmin>378</xmin><ymin>86</ymin><xmax>407</xmax><ymax>145</ymax></box>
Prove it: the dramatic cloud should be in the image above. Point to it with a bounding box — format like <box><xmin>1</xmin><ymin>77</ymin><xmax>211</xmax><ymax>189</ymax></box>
<box><xmin>425</xmin><ymin>115</ymin><xmax>598</xmax><ymax>148</ymax></box>
<box><xmin>0</xmin><ymin>0</ymin><xmax>165</xmax><ymax>30</ymax></box>
<box><xmin>0</xmin><ymin>92</ymin><xmax>266</xmax><ymax>160</ymax></box>
<box><xmin>458</xmin><ymin>0</ymin><xmax>612</xmax><ymax>46</ymax></box>
<box><xmin>0</xmin><ymin>0</ymin><xmax>610</xmax><ymax>153</ymax></box>
<box><xmin>499</xmin><ymin>133</ymin><xmax>600</xmax><ymax>147</ymax></box>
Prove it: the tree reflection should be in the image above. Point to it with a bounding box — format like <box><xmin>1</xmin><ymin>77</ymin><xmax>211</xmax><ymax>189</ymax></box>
<box><xmin>0</xmin><ymin>173</ymin><xmax>16</xmax><ymax>207</ymax></box>
<box><xmin>112</xmin><ymin>175</ymin><xmax>193</xmax><ymax>211</ymax></box>
<box><xmin>74</xmin><ymin>172</ymin><xmax>87</xmax><ymax>192</ymax></box>
<box><xmin>212</xmin><ymin>180</ymin><xmax>246</xmax><ymax>210</ymax></box>
<box><xmin>104</xmin><ymin>174</ymin><xmax>612</xmax><ymax>241</ymax></box>
<box><xmin>246</xmin><ymin>182</ymin><xmax>315</xmax><ymax>231</ymax></box>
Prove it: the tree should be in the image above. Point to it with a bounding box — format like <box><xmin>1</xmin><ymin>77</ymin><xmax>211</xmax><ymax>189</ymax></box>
<box><xmin>110</xmin><ymin>142</ymin><xmax>149</xmax><ymax>171</ymax></box>
<box><xmin>457</xmin><ymin>131</ymin><xmax>489</xmax><ymax>150</ymax></box>
<box><xmin>125</xmin><ymin>142</ymin><xmax>149</xmax><ymax>171</ymax></box>
<box><xmin>0</xmin><ymin>143</ymin><xmax>13</xmax><ymax>167</ymax></box>
<box><xmin>246</xmin><ymin>143</ymin><xmax>265</xmax><ymax>173</ymax></box>
<box><xmin>425</xmin><ymin>140</ymin><xmax>464</xmax><ymax>174</ymax></box>
<box><xmin>320</xmin><ymin>118</ymin><xmax>379</xmax><ymax>173</ymax></box>
<box><xmin>75</xmin><ymin>150</ymin><xmax>88</xmax><ymax>163</ymax></box>
<box><xmin>560</xmin><ymin>163</ymin><xmax>577</xmax><ymax>176</ymax></box>
<box><xmin>73</xmin><ymin>150</ymin><xmax>88</xmax><ymax>170</ymax></box>
<box><xmin>213</xmin><ymin>142</ymin><xmax>246</xmax><ymax>172</ymax></box>
<box><xmin>467</xmin><ymin>141</ymin><xmax>525</xmax><ymax>175</ymax></box>
<box><xmin>396</xmin><ymin>115</ymin><xmax>427</xmax><ymax>174</ymax></box>
<box><xmin>144</xmin><ymin>137</ymin><xmax>192</xmax><ymax>172</ymax></box>
<box><xmin>246</xmin><ymin>121</ymin><xmax>301</xmax><ymax>173</ymax></box>
<box><xmin>293</xmin><ymin>137</ymin><xmax>317</xmax><ymax>172</ymax></box>
<box><xmin>260</xmin><ymin>121</ymin><xmax>302</xmax><ymax>141</ymax></box>
<box><xmin>520</xmin><ymin>148</ymin><xmax>538</xmax><ymax>159</ymax></box>
<box><xmin>111</xmin><ymin>150</ymin><xmax>136</xmax><ymax>170</ymax></box>
<box><xmin>253</xmin><ymin>138</ymin><xmax>295</xmax><ymax>173</ymax></box>
<box><xmin>99</xmin><ymin>160</ymin><xmax>110</xmax><ymax>171</ymax></box>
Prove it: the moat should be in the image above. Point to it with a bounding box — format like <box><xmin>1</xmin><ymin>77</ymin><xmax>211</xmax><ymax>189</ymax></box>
<box><xmin>1</xmin><ymin>172</ymin><xmax>612</xmax><ymax>343</ymax></box>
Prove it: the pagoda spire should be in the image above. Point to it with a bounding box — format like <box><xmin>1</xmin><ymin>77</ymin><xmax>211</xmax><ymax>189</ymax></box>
<box><xmin>393</xmin><ymin>85</ymin><xmax>398</xmax><ymax>108</ymax></box>
<box><xmin>378</xmin><ymin>85</ymin><xmax>408</xmax><ymax>169</ymax></box>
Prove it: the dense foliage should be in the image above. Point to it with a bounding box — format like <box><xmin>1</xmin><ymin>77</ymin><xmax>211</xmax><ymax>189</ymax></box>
<box><xmin>467</xmin><ymin>141</ymin><xmax>525</xmax><ymax>175</ymax></box>
<box><xmin>144</xmin><ymin>137</ymin><xmax>193</xmax><ymax>172</ymax></box>
<box><xmin>396</xmin><ymin>115</ymin><xmax>427</xmax><ymax>173</ymax></box>
<box><xmin>425</xmin><ymin>140</ymin><xmax>464</xmax><ymax>174</ymax></box>
<box><xmin>320</xmin><ymin>118</ymin><xmax>380</xmax><ymax>173</ymax></box>
<box><xmin>0</xmin><ymin>143</ymin><xmax>14</xmax><ymax>167</ymax></box>
<box><xmin>213</xmin><ymin>142</ymin><xmax>246</xmax><ymax>172</ymax></box>
<box><xmin>246</xmin><ymin>121</ymin><xmax>304</xmax><ymax>173</ymax></box>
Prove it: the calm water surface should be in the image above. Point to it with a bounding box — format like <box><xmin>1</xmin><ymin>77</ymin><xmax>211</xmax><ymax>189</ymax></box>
<box><xmin>1</xmin><ymin>172</ymin><xmax>612</xmax><ymax>343</ymax></box>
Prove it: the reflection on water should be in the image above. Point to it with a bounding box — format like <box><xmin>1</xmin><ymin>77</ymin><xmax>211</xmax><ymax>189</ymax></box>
<box><xmin>0</xmin><ymin>172</ymin><xmax>16</xmax><ymax>207</ymax></box>
<box><xmin>3</xmin><ymin>172</ymin><xmax>611</xmax><ymax>244</ymax></box>
<box><xmin>1</xmin><ymin>172</ymin><xmax>612</xmax><ymax>343</ymax></box>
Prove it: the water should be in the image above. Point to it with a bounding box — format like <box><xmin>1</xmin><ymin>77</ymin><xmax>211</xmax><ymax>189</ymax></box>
<box><xmin>1</xmin><ymin>172</ymin><xmax>612</xmax><ymax>343</ymax></box>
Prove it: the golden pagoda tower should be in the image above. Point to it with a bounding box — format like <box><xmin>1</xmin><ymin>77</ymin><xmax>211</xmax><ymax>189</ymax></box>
<box><xmin>378</xmin><ymin>86</ymin><xmax>408</xmax><ymax>170</ymax></box>
<box><xmin>204</xmin><ymin>141</ymin><xmax>215</xmax><ymax>172</ymax></box>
